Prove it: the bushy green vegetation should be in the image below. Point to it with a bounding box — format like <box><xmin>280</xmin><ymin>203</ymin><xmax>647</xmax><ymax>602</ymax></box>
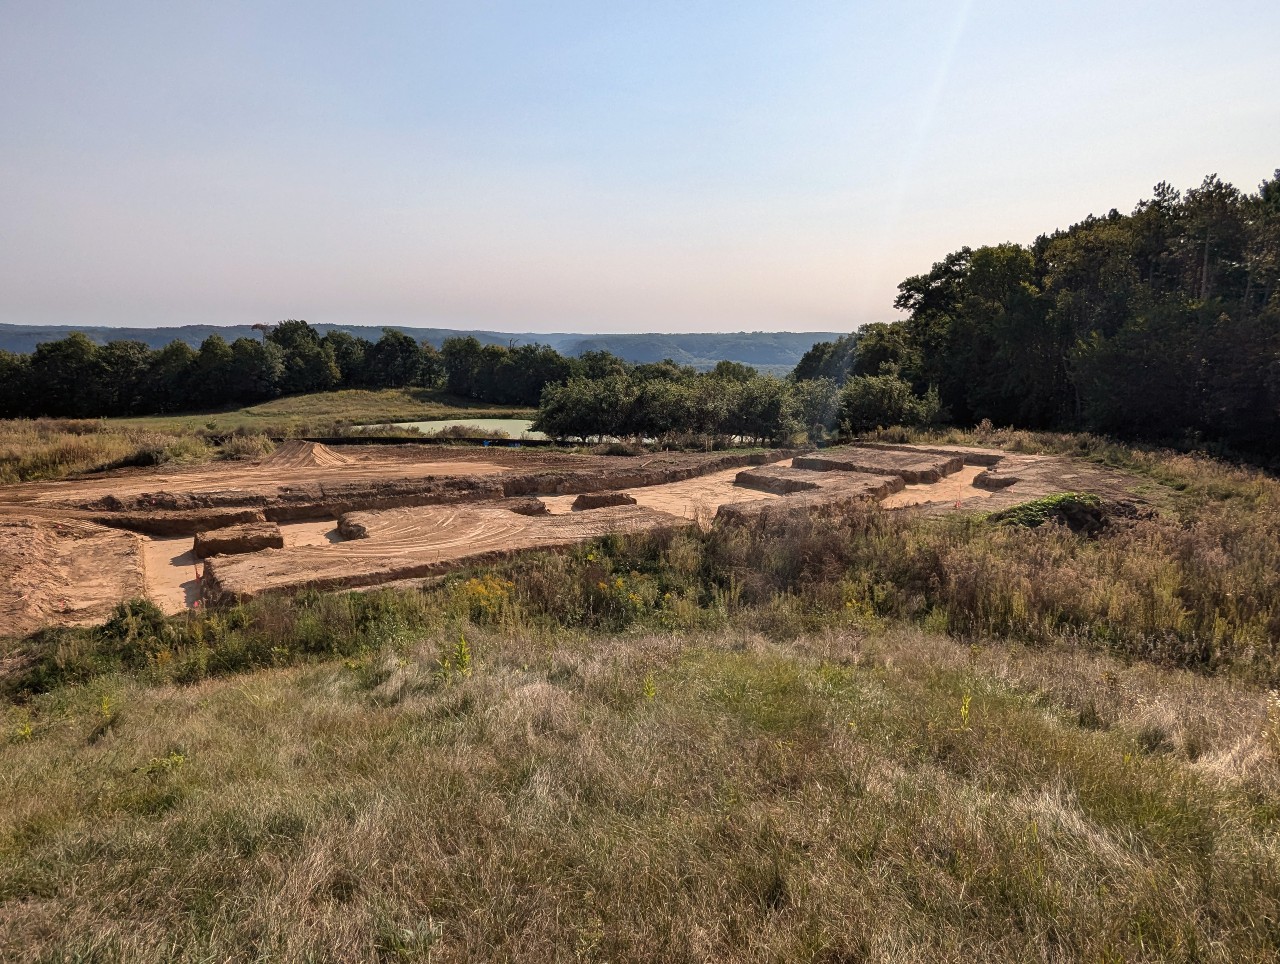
<box><xmin>0</xmin><ymin>323</ymin><xmax>563</xmax><ymax>419</ymax></box>
<box><xmin>534</xmin><ymin>365</ymin><xmax>821</xmax><ymax>445</ymax></box>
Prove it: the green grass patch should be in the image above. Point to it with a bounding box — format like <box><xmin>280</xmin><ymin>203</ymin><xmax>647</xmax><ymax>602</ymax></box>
<box><xmin>114</xmin><ymin>388</ymin><xmax>534</xmax><ymax>434</ymax></box>
<box><xmin>987</xmin><ymin>491</ymin><xmax>1102</xmax><ymax>528</ymax></box>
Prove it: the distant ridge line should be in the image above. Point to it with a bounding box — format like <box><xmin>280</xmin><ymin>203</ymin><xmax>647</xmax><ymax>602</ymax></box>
<box><xmin>0</xmin><ymin>323</ymin><xmax>852</xmax><ymax>373</ymax></box>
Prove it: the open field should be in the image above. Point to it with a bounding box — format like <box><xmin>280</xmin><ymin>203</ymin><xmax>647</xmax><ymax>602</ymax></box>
<box><xmin>4</xmin><ymin>618</ymin><xmax>1280</xmax><ymax>961</ymax></box>
<box><xmin>113</xmin><ymin>388</ymin><xmax>535</xmax><ymax>435</ymax></box>
<box><xmin>0</xmin><ymin>392</ymin><xmax>533</xmax><ymax>486</ymax></box>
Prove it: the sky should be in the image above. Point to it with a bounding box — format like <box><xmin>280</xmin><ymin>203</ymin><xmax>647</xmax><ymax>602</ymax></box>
<box><xmin>1</xmin><ymin>1</ymin><xmax>1276</xmax><ymax>334</ymax></box>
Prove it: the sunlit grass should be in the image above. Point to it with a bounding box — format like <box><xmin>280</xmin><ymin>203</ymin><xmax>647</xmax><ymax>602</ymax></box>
<box><xmin>3</xmin><ymin>624</ymin><xmax>1278</xmax><ymax>960</ymax></box>
<box><xmin>114</xmin><ymin>388</ymin><xmax>534</xmax><ymax>434</ymax></box>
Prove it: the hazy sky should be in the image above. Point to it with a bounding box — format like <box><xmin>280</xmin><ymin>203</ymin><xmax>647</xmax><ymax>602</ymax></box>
<box><xmin>2</xmin><ymin>2</ymin><xmax>1276</xmax><ymax>333</ymax></box>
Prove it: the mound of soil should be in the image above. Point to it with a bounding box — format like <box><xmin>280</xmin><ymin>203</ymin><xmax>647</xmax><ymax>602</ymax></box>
<box><xmin>194</xmin><ymin>522</ymin><xmax>285</xmax><ymax>558</ymax></box>
<box><xmin>987</xmin><ymin>494</ymin><xmax>1148</xmax><ymax>536</ymax></box>
<box><xmin>265</xmin><ymin>441</ymin><xmax>358</xmax><ymax>468</ymax></box>
<box><xmin>793</xmin><ymin>450</ymin><xmax>963</xmax><ymax>484</ymax></box>
<box><xmin>735</xmin><ymin>466</ymin><xmax>821</xmax><ymax>495</ymax></box>
<box><xmin>505</xmin><ymin>498</ymin><xmax>550</xmax><ymax>516</ymax></box>
<box><xmin>974</xmin><ymin>470</ymin><xmax>1020</xmax><ymax>490</ymax></box>
<box><xmin>573</xmin><ymin>491</ymin><xmax>638</xmax><ymax>510</ymax></box>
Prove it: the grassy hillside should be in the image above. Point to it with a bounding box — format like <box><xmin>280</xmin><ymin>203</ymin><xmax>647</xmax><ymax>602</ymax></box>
<box><xmin>115</xmin><ymin>387</ymin><xmax>533</xmax><ymax>434</ymax></box>
<box><xmin>4</xmin><ymin>435</ymin><xmax>1280</xmax><ymax>958</ymax></box>
<box><xmin>0</xmin><ymin>391</ymin><xmax>531</xmax><ymax>484</ymax></box>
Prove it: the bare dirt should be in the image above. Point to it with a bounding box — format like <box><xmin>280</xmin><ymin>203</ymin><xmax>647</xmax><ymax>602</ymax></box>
<box><xmin>202</xmin><ymin>503</ymin><xmax>689</xmax><ymax>602</ymax></box>
<box><xmin>882</xmin><ymin>464</ymin><xmax>994</xmax><ymax>508</ymax></box>
<box><xmin>0</xmin><ymin>441</ymin><xmax>1150</xmax><ymax>633</ymax></box>
<box><xmin>1</xmin><ymin>518</ymin><xmax>146</xmax><ymax>636</ymax></box>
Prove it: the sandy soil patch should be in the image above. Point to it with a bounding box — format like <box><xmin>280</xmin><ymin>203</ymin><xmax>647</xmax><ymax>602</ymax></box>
<box><xmin>143</xmin><ymin>520</ymin><xmax>347</xmax><ymax>614</ymax></box>
<box><xmin>624</xmin><ymin>466</ymin><xmax>779</xmax><ymax>525</ymax></box>
<box><xmin>143</xmin><ymin>537</ymin><xmax>203</xmax><ymax>615</ymax></box>
<box><xmin>1</xmin><ymin>519</ymin><xmax>145</xmax><ymax>636</ymax></box>
<box><xmin>541</xmin><ymin>464</ymin><xmax>784</xmax><ymax>525</ymax></box>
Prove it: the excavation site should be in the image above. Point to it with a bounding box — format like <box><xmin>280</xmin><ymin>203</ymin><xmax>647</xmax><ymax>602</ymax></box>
<box><xmin>0</xmin><ymin>440</ymin><xmax>1137</xmax><ymax>636</ymax></box>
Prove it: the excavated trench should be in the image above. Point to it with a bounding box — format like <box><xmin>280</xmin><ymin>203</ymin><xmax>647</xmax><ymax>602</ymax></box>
<box><xmin>3</xmin><ymin>441</ymin><xmax>1130</xmax><ymax>632</ymax></box>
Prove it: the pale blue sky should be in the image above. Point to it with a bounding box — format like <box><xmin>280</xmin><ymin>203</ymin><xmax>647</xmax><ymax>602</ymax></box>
<box><xmin>1</xmin><ymin>1</ymin><xmax>1276</xmax><ymax>332</ymax></box>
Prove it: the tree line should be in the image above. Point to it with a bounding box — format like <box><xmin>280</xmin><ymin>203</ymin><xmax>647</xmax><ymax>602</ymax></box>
<box><xmin>0</xmin><ymin>324</ymin><xmax>581</xmax><ymax>418</ymax></box>
<box><xmin>792</xmin><ymin>170</ymin><xmax>1280</xmax><ymax>454</ymax></box>
<box><xmin>532</xmin><ymin>358</ymin><xmax>856</xmax><ymax>444</ymax></box>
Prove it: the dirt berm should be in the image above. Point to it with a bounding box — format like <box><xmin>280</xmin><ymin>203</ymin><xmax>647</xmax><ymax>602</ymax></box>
<box><xmin>77</xmin><ymin>450</ymin><xmax>794</xmax><ymax>533</ymax></box>
<box><xmin>573</xmin><ymin>492</ymin><xmax>637</xmax><ymax>510</ymax></box>
<box><xmin>792</xmin><ymin>449</ymin><xmax>963</xmax><ymax>484</ymax></box>
<box><xmin>194</xmin><ymin>522</ymin><xmax>284</xmax><ymax>558</ymax></box>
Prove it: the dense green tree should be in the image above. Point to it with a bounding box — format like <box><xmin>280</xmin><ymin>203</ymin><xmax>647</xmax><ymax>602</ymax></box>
<box><xmin>226</xmin><ymin>338</ymin><xmax>284</xmax><ymax>402</ymax></box>
<box><xmin>193</xmin><ymin>335</ymin><xmax>237</xmax><ymax>408</ymax></box>
<box><xmin>322</xmin><ymin>331</ymin><xmax>371</xmax><ymax>387</ymax></box>
<box><xmin>441</xmin><ymin>336</ymin><xmax>483</xmax><ymax>397</ymax></box>
<box><xmin>791</xmin><ymin>377</ymin><xmax>840</xmax><ymax>440</ymax></box>
<box><xmin>28</xmin><ymin>332</ymin><xmax>102</xmax><ymax>417</ymax></box>
<box><xmin>97</xmin><ymin>340</ymin><xmax>154</xmax><ymax>415</ymax></box>
<box><xmin>418</xmin><ymin>342</ymin><xmax>444</xmax><ymax>388</ymax></box>
<box><xmin>839</xmin><ymin>373</ymin><xmax>942</xmax><ymax>434</ymax></box>
<box><xmin>792</xmin><ymin>334</ymin><xmax>858</xmax><ymax>384</ymax></box>
<box><xmin>0</xmin><ymin>350</ymin><xmax>32</xmax><ymax>417</ymax></box>
<box><xmin>268</xmin><ymin>320</ymin><xmax>339</xmax><ymax>395</ymax></box>
<box><xmin>364</xmin><ymin>329</ymin><xmax>425</xmax><ymax>389</ymax></box>
<box><xmin>144</xmin><ymin>341</ymin><xmax>198</xmax><ymax>413</ymax></box>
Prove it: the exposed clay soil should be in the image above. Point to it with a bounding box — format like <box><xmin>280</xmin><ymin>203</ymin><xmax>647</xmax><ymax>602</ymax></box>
<box><xmin>0</xmin><ymin>441</ymin><xmax>1151</xmax><ymax>633</ymax></box>
<box><xmin>1</xmin><ymin>518</ymin><xmax>145</xmax><ymax>636</ymax></box>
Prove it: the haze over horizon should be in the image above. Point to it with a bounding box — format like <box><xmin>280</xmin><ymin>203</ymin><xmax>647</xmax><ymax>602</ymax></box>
<box><xmin>2</xmin><ymin>1</ymin><xmax>1276</xmax><ymax>334</ymax></box>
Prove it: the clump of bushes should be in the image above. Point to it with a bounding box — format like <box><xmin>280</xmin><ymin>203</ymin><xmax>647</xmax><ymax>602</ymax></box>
<box><xmin>838</xmin><ymin>371</ymin><xmax>942</xmax><ymax>434</ymax></box>
<box><xmin>218</xmin><ymin>432</ymin><xmax>275</xmax><ymax>460</ymax></box>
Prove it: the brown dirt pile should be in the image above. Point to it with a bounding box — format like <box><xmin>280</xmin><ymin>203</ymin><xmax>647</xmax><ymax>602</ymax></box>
<box><xmin>792</xmin><ymin>449</ymin><xmax>964</xmax><ymax>484</ymax></box>
<box><xmin>264</xmin><ymin>440</ymin><xmax>358</xmax><ymax>468</ymax></box>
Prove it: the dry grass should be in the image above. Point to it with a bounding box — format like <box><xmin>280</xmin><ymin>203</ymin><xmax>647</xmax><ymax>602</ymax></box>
<box><xmin>3</xmin><ymin>623</ymin><xmax>1279</xmax><ymax>961</ymax></box>
<box><xmin>0</xmin><ymin>419</ymin><xmax>214</xmax><ymax>484</ymax></box>
<box><xmin>114</xmin><ymin>388</ymin><xmax>534</xmax><ymax>435</ymax></box>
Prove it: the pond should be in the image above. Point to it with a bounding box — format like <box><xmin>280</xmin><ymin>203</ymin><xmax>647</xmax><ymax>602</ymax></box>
<box><xmin>388</xmin><ymin>418</ymin><xmax>545</xmax><ymax>439</ymax></box>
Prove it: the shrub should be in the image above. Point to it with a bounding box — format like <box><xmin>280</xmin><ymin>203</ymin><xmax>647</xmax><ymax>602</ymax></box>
<box><xmin>219</xmin><ymin>433</ymin><xmax>276</xmax><ymax>460</ymax></box>
<box><xmin>838</xmin><ymin>372</ymin><xmax>942</xmax><ymax>434</ymax></box>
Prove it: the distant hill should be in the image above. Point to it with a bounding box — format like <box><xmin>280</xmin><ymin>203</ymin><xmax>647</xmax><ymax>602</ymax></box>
<box><xmin>0</xmin><ymin>324</ymin><xmax>847</xmax><ymax>375</ymax></box>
